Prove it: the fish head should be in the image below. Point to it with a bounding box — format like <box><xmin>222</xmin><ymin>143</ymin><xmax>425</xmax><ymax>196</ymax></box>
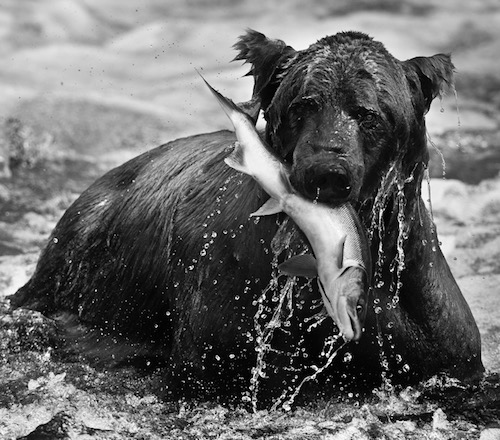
<box><xmin>319</xmin><ymin>265</ymin><xmax>369</xmax><ymax>341</ymax></box>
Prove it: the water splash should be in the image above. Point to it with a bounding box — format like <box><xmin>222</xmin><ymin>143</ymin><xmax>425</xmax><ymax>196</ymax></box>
<box><xmin>271</xmin><ymin>336</ymin><xmax>347</xmax><ymax>412</ymax></box>
<box><xmin>367</xmin><ymin>155</ymin><xmax>424</xmax><ymax>387</ymax></box>
<box><xmin>248</xmin><ymin>218</ymin><xmax>349</xmax><ymax>411</ymax></box>
<box><xmin>250</xmin><ymin>219</ymin><xmax>297</xmax><ymax>412</ymax></box>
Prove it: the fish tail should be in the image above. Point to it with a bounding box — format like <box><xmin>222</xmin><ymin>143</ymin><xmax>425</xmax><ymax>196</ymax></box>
<box><xmin>196</xmin><ymin>69</ymin><xmax>242</xmax><ymax>123</ymax></box>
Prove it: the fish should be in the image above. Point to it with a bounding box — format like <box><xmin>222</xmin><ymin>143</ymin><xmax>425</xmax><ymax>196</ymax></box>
<box><xmin>200</xmin><ymin>73</ymin><xmax>372</xmax><ymax>341</ymax></box>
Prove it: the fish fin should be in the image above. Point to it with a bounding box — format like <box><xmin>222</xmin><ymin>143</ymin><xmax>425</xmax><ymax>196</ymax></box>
<box><xmin>250</xmin><ymin>198</ymin><xmax>282</xmax><ymax>217</ymax></box>
<box><xmin>224</xmin><ymin>142</ymin><xmax>249</xmax><ymax>174</ymax></box>
<box><xmin>278</xmin><ymin>254</ymin><xmax>318</xmax><ymax>278</ymax></box>
<box><xmin>335</xmin><ymin>234</ymin><xmax>347</xmax><ymax>271</ymax></box>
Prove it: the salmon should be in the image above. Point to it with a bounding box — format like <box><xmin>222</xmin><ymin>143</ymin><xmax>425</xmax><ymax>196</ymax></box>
<box><xmin>200</xmin><ymin>74</ymin><xmax>372</xmax><ymax>341</ymax></box>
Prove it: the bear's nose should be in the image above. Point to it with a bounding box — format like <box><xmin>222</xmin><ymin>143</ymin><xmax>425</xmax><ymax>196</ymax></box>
<box><xmin>303</xmin><ymin>165</ymin><xmax>352</xmax><ymax>203</ymax></box>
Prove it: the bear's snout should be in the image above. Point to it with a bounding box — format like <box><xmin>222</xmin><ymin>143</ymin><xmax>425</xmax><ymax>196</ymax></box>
<box><xmin>291</xmin><ymin>160</ymin><xmax>353</xmax><ymax>204</ymax></box>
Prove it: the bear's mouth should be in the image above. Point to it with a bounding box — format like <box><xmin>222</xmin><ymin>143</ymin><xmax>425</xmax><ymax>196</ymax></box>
<box><xmin>289</xmin><ymin>154</ymin><xmax>361</xmax><ymax>206</ymax></box>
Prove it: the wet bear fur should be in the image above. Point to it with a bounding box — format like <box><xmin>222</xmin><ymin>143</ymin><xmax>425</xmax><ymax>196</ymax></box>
<box><xmin>11</xmin><ymin>30</ymin><xmax>483</xmax><ymax>404</ymax></box>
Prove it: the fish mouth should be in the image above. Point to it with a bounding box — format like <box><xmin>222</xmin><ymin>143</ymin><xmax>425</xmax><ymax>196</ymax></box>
<box><xmin>319</xmin><ymin>266</ymin><xmax>368</xmax><ymax>341</ymax></box>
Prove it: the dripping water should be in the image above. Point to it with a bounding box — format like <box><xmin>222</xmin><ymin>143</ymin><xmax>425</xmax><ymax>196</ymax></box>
<box><xmin>272</xmin><ymin>337</ymin><xmax>347</xmax><ymax>412</ymax></box>
<box><xmin>367</xmin><ymin>156</ymin><xmax>420</xmax><ymax>387</ymax></box>
<box><xmin>249</xmin><ymin>218</ymin><xmax>347</xmax><ymax>412</ymax></box>
<box><xmin>249</xmin><ymin>218</ymin><xmax>297</xmax><ymax>412</ymax></box>
<box><xmin>427</xmin><ymin>133</ymin><xmax>446</xmax><ymax>179</ymax></box>
<box><xmin>453</xmin><ymin>87</ymin><xmax>462</xmax><ymax>131</ymax></box>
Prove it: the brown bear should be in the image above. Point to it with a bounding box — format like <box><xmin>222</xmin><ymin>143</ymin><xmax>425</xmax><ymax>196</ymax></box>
<box><xmin>10</xmin><ymin>30</ymin><xmax>483</xmax><ymax>406</ymax></box>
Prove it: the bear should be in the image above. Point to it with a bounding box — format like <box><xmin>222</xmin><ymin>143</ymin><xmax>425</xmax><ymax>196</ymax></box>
<box><xmin>10</xmin><ymin>29</ymin><xmax>483</xmax><ymax>406</ymax></box>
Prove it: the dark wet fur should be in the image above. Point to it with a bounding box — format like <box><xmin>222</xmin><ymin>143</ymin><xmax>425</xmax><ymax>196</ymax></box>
<box><xmin>10</xmin><ymin>30</ymin><xmax>483</xmax><ymax>405</ymax></box>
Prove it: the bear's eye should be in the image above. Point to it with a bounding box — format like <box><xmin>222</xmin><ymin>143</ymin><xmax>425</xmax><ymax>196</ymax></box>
<box><xmin>355</xmin><ymin>108</ymin><xmax>378</xmax><ymax>129</ymax></box>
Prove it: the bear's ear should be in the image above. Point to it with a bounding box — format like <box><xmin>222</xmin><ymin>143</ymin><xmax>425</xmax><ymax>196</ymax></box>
<box><xmin>233</xmin><ymin>29</ymin><xmax>296</xmax><ymax>110</ymax></box>
<box><xmin>403</xmin><ymin>53</ymin><xmax>455</xmax><ymax>113</ymax></box>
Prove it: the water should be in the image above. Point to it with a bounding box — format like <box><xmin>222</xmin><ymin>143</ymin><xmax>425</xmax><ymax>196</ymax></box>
<box><xmin>272</xmin><ymin>337</ymin><xmax>348</xmax><ymax>412</ymax></box>
<box><xmin>249</xmin><ymin>219</ymin><xmax>297</xmax><ymax>412</ymax></box>
<box><xmin>366</xmin><ymin>155</ymin><xmax>426</xmax><ymax>388</ymax></box>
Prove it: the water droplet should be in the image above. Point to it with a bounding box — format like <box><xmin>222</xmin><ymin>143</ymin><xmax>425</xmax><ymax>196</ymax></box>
<box><xmin>234</xmin><ymin>295</ymin><xmax>240</xmax><ymax>301</ymax></box>
<box><xmin>200</xmin><ymin>250</ymin><xmax>206</xmax><ymax>256</ymax></box>
<box><xmin>282</xmin><ymin>403</ymin><xmax>292</xmax><ymax>412</ymax></box>
<box><xmin>53</xmin><ymin>237</ymin><xmax>59</xmax><ymax>244</ymax></box>
<box><xmin>211</xmin><ymin>231</ymin><xmax>217</xmax><ymax>238</ymax></box>
<box><xmin>212</xmin><ymin>279</ymin><xmax>217</xmax><ymax>285</ymax></box>
<box><xmin>375</xmin><ymin>280</ymin><xmax>385</xmax><ymax>288</ymax></box>
<box><xmin>165</xmin><ymin>311</ymin><xmax>171</xmax><ymax>317</ymax></box>
<box><xmin>202</xmin><ymin>232</ymin><xmax>208</xmax><ymax>239</ymax></box>
<box><xmin>374</xmin><ymin>306</ymin><xmax>382</xmax><ymax>314</ymax></box>
<box><xmin>395</xmin><ymin>354</ymin><xmax>403</xmax><ymax>363</ymax></box>
<box><xmin>387</xmin><ymin>321</ymin><xmax>394</xmax><ymax>329</ymax></box>
<box><xmin>215</xmin><ymin>355</ymin><xmax>221</xmax><ymax>361</ymax></box>
<box><xmin>343</xmin><ymin>352</ymin><xmax>353</xmax><ymax>363</ymax></box>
